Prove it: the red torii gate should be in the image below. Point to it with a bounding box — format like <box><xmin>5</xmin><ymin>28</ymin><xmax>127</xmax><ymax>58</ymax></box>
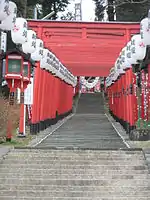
<box><xmin>28</xmin><ymin>20</ymin><xmax>140</xmax><ymax>77</ymax></box>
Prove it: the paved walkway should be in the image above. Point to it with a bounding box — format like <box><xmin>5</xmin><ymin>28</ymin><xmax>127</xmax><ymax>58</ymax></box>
<box><xmin>38</xmin><ymin>93</ymin><xmax>127</xmax><ymax>149</ymax></box>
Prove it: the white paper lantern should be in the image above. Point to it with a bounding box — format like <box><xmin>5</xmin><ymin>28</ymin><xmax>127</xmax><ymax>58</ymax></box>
<box><xmin>74</xmin><ymin>77</ymin><xmax>77</xmax><ymax>87</ymax></box>
<box><xmin>56</xmin><ymin>62</ymin><xmax>63</xmax><ymax>78</ymax></box>
<box><xmin>0</xmin><ymin>1</ymin><xmax>17</xmax><ymax>31</ymax></box>
<box><xmin>131</xmin><ymin>34</ymin><xmax>146</xmax><ymax>61</ymax></box>
<box><xmin>53</xmin><ymin>57</ymin><xmax>60</xmax><ymax>77</ymax></box>
<box><xmin>121</xmin><ymin>47</ymin><xmax>132</xmax><ymax>70</ymax></box>
<box><xmin>11</xmin><ymin>17</ymin><xmax>28</xmax><ymax>44</ymax></box>
<box><xmin>31</xmin><ymin>39</ymin><xmax>43</xmax><ymax>61</ymax></box>
<box><xmin>126</xmin><ymin>41</ymin><xmax>138</xmax><ymax>65</ymax></box>
<box><xmin>115</xmin><ymin>58</ymin><xmax>125</xmax><ymax>76</ymax></box>
<box><xmin>47</xmin><ymin>52</ymin><xmax>55</xmax><ymax>74</ymax></box>
<box><xmin>0</xmin><ymin>0</ymin><xmax>9</xmax><ymax>21</ymax></box>
<box><xmin>117</xmin><ymin>56</ymin><xmax>125</xmax><ymax>75</ymax></box>
<box><xmin>58</xmin><ymin>64</ymin><xmax>65</xmax><ymax>80</ymax></box>
<box><xmin>22</xmin><ymin>30</ymin><xmax>36</xmax><ymax>54</ymax></box>
<box><xmin>140</xmin><ymin>18</ymin><xmax>150</xmax><ymax>45</ymax></box>
<box><xmin>80</xmin><ymin>77</ymin><xmax>99</xmax><ymax>89</ymax></box>
<box><xmin>40</xmin><ymin>49</ymin><xmax>50</xmax><ymax>70</ymax></box>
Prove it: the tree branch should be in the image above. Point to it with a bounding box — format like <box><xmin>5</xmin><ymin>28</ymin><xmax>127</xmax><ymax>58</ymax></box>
<box><xmin>107</xmin><ymin>0</ymin><xmax>148</xmax><ymax>8</ymax></box>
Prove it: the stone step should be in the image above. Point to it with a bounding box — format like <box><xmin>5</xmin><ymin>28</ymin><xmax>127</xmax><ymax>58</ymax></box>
<box><xmin>7</xmin><ymin>152</ymin><xmax>144</xmax><ymax>158</ymax></box>
<box><xmin>143</xmin><ymin>149</ymin><xmax>150</xmax><ymax>173</ymax></box>
<box><xmin>0</xmin><ymin>164</ymin><xmax>148</xmax><ymax>170</ymax></box>
<box><xmin>0</xmin><ymin>169</ymin><xmax>148</xmax><ymax>175</ymax></box>
<box><xmin>0</xmin><ymin>178</ymin><xmax>149</xmax><ymax>186</ymax></box>
<box><xmin>6</xmin><ymin>155</ymin><xmax>145</xmax><ymax>161</ymax></box>
<box><xmin>0</xmin><ymin>190</ymin><xmax>149</xmax><ymax>197</ymax></box>
<box><xmin>2</xmin><ymin>159</ymin><xmax>146</xmax><ymax>165</ymax></box>
<box><xmin>11</xmin><ymin>149</ymin><xmax>143</xmax><ymax>154</ymax></box>
<box><xmin>0</xmin><ymin>197</ymin><xmax>149</xmax><ymax>200</ymax></box>
<box><xmin>0</xmin><ymin>174</ymin><xmax>149</xmax><ymax>180</ymax></box>
<box><xmin>5</xmin><ymin>154</ymin><xmax>145</xmax><ymax>161</ymax></box>
<box><xmin>0</xmin><ymin>185</ymin><xmax>149</xmax><ymax>192</ymax></box>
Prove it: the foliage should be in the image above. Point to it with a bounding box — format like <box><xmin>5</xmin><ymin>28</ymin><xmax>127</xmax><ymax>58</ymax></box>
<box><xmin>13</xmin><ymin>0</ymin><xmax>70</xmax><ymax>19</ymax></box>
<box><xmin>0</xmin><ymin>97</ymin><xmax>20</xmax><ymax>141</ymax></box>
<box><xmin>41</xmin><ymin>0</ymin><xmax>70</xmax><ymax>19</ymax></box>
<box><xmin>61</xmin><ymin>11</ymin><xmax>75</xmax><ymax>21</ymax></box>
<box><xmin>94</xmin><ymin>0</ymin><xmax>150</xmax><ymax>22</ymax></box>
<box><xmin>115</xmin><ymin>0</ymin><xmax>150</xmax><ymax>22</ymax></box>
<box><xmin>107</xmin><ymin>0</ymin><xmax>115</xmax><ymax>21</ymax></box>
<box><xmin>93</xmin><ymin>0</ymin><xmax>106</xmax><ymax>21</ymax></box>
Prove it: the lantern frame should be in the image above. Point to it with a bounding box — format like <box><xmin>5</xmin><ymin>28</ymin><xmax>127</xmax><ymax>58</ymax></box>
<box><xmin>22</xmin><ymin>61</ymin><xmax>31</xmax><ymax>83</ymax></box>
<box><xmin>5</xmin><ymin>54</ymin><xmax>23</xmax><ymax>80</ymax></box>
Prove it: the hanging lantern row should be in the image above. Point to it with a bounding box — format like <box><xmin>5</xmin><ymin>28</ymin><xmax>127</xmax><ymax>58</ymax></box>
<box><xmin>106</xmin><ymin>17</ymin><xmax>150</xmax><ymax>87</ymax></box>
<box><xmin>80</xmin><ymin>77</ymin><xmax>100</xmax><ymax>89</ymax></box>
<box><xmin>39</xmin><ymin>48</ymin><xmax>77</xmax><ymax>87</ymax></box>
<box><xmin>0</xmin><ymin>0</ymin><xmax>77</xmax><ymax>88</ymax></box>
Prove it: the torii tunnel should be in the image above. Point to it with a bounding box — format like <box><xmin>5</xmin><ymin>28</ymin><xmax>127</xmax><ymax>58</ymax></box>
<box><xmin>28</xmin><ymin>20</ymin><xmax>140</xmax><ymax>76</ymax></box>
<box><xmin>26</xmin><ymin>20</ymin><xmax>150</xmax><ymax>140</ymax></box>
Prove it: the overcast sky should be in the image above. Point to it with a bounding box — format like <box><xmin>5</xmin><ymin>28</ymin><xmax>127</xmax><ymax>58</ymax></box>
<box><xmin>58</xmin><ymin>0</ymin><xmax>96</xmax><ymax>21</ymax></box>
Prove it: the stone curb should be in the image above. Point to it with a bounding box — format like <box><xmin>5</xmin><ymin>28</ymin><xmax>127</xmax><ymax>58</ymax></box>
<box><xmin>0</xmin><ymin>147</ymin><xmax>12</xmax><ymax>161</ymax></box>
<box><xmin>27</xmin><ymin>114</ymin><xmax>74</xmax><ymax>147</ymax></box>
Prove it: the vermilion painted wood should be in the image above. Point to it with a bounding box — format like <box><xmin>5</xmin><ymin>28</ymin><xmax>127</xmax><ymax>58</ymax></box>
<box><xmin>148</xmin><ymin>65</ymin><xmax>150</xmax><ymax>121</ymax></box>
<box><xmin>28</xmin><ymin>20</ymin><xmax>140</xmax><ymax>76</ymax></box>
<box><xmin>31</xmin><ymin>63</ymin><xmax>40</xmax><ymax>126</ymax></box>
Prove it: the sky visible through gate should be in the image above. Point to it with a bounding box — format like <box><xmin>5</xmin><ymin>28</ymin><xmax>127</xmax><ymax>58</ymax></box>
<box><xmin>58</xmin><ymin>0</ymin><xmax>96</xmax><ymax>21</ymax></box>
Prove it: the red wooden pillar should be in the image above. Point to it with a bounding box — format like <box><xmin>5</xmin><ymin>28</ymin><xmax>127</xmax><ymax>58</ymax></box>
<box><xmin>133</xmin><ymin>73</ymin><xmax>138</xmax><ymax>125</ymax></box>
<box><xmin>141</xmin><ymin>70</ymin><xmax>145</xmax><ymax>120</ymax></box>
<box><xmin>45</xmin><ymin>71</ymin><xmax>50</xmax><ymax>126</ymax></box>
<box><xmin>119</xmin><ymin>76</ymin><xmax>122</xmax><ymax>122</ymax></box>
<box><xmin>128</xmin><ymin>68</ymin><xmax>135</xmax><ymax>128</ymax></box>
<box><xmin>39</xmin><ymin>69</ymin><xmax>46</xmax><ymax>130</ymax></box>
<box><xmin>51</xmin><ymin>76</ymin><xmax>56</xmax><ymax>122</ymax></box>
<box><xmin>55</xmin><ymin>77</ymin><xmax>60</xmax><ymax>121</ymax></box>
<box><xmin>122</xmin><ymin>72</ymin><xmax>127</xmax><ymax>129</ymax></box>
<box><xmin>148</xmin><ymin>64</ymin><xmax>150</xmax><ymax>121</ymax></box>
<box><xmin>125</xmin><ymin>69</ymin><xmax>131</xmax><ymax>132</ymax></box>
<box><xmin>46</xmin><ymin>71</ymin><xmax>52</xmax><ymax>126</ymax></box>
<box><xmin>117</xmin><ymin>79</ymin><xmax>119</xmax><ymax>119</ymax></box>
<box><xmin>36</xmin><ymin>66</ymin><xmax>43</xmax><ymax>132</ymax></box>
<box><xmin>30</xmin><ymin>63</ymin><xmax>40</xmax><ymax>134</ymax></box>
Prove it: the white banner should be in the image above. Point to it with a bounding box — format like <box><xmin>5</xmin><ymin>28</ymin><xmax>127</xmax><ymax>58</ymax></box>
<box><xmin>0</xmin><ymin>32</ymin><xmax>7</xmax><ymax>52</ymax></box>
<box><xmin>24</xmin><ymin>78</ymin><xmax>34</xmax><ymax>105</ymax></box>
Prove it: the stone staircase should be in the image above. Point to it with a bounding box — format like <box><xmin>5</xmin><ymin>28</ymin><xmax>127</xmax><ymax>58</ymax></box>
<box><xmin>38</xmin><ymin>93</ymin><xmax>127</xmax><ymax>149</ymax></box>
<box><xmin>0</xmin><ymin>148</ymin><xmax>149</xmax><ymax>200</ymax></box>
<box><xmin>76</xmin><ymin>93</ymin><xmax>104</xmax><ymax>114</ymax></box>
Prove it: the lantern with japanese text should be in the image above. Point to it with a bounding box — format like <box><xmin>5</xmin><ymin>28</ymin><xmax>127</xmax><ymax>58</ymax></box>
<box><xmin>40</xmin><ymin>48</ymin><xmax>50</xmax><ymax>70</ymax></box>
<box><xmin>48</xmin><ymin>52</ymin><xmax>57</xmax><ymax>74</ymax></box>
<box><xmin>140</xmin><ymin>18</ymin><xmax>150</xmax><ymax>45</ymax></box>
<box><xmin>59</xmin><ymin>65</ymin><xmax>65</xmax><ymax>80</ymax></box>
<box><xmin>0</xmin><ymin>0</ymin><xmax>9</xmax><ymax>21</ymax></box>
<box><xmin>116</xmin><ymin>56</ymin><xmax>125</xmax><ymax>75</ymax></box>
<box><xmin>0</xmin><ymin>1</ymin><xmax>17</xmax><ymax>31</ymax></box>
<box><xmin>121</xmin><ymin>47</ymin><xmax>132</xmax><ymax>70</ymax></box>
<box><xmin>131</xmin><ymin>34</ymin><xmax>146</xmax><ymax>61</ymax></box>
<box><xmin>11</xmin><ymin>18</ymin><xmax>28</xmax><ymax>44</ymax></box>
<box><xmin>126</xmin><ymin>41</ymin><xmax>138</xmax><ymax>65</ymax></box>
<box><xmin>31</xmin><ymin>39</ymin><xmax>43</xmax><ymax>61</ymax></box>
<box><xmin>22</xmin><ymin>30</ymin><xmax>36</xmax><ymax>54</ymax></box>
<box><xmin>58</xmin><ymin>64</ymin><xmax>65</xmax><ymax>80</ymax></box>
